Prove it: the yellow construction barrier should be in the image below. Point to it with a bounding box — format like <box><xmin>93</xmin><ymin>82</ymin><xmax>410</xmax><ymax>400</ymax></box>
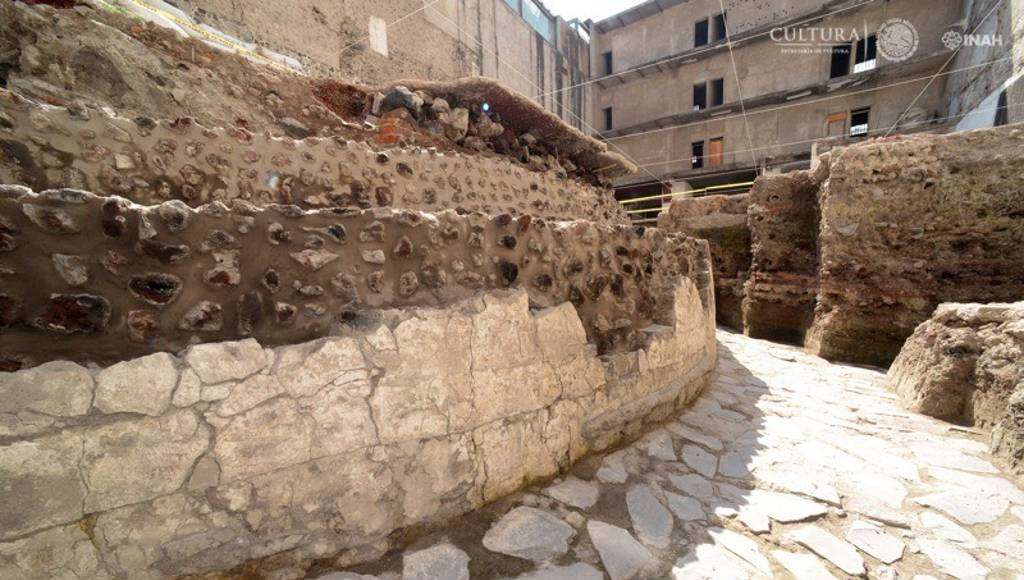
<box><xmin>618</xmin><ymin>181</ymin><xmax>755</xmax><ymax>206</ymax></box>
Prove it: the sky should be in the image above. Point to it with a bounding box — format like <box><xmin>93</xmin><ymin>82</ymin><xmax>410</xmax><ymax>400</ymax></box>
<box><xmin>540</xmin><ymin>0</ymin><xmax>647</xmax><ymax>22</ymax></box>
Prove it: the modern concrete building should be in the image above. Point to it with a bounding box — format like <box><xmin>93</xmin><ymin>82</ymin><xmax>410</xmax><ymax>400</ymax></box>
<box><xmin>172</xmin><ymin>0</ymin><xmax>593</xmax><ymax>129</ymax></box>
<box><xmin>586</xmin><ymin>0</ymin><xmax>973</xmax><ymax>213</ymax></box>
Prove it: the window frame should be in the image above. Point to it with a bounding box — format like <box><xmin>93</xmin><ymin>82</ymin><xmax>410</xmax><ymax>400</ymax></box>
<box><xmin>695</xmin><ymin>18</ymin><xmax>709</xmax><ymax>47</ymax></box>
<box><xmin>691</xmin><ymin>141</ymin><xmax>705</xmax><ymax>169</ymax></box>
<box><xmin>603</xmin><ymin>106</ymin><xmax>614</xmax><ymax>131</ymax></box>
<box><xmin>710</xmin><ymin>78</ymin><xmax>725</xmax><ymax>107</ymax></box>
<box><xmin>853</xmin><ymin>34</ymin><xmax>877</xmax><ymax>73</ymax></box>
<box><xmin>713</xmin><ymin>12</ymin><xmax>728</xmax><ymax>42</ymax></box>
<box><xmin>849</xmin><ymin>107</ymin><xmax>870</xmax><ymax>137</ymax></box>
<box><xmin>602</xmin><ymin>51</ymin><xmax>613</xmax><ymax>75</ymax></box>
<box><xmin>693</xmin><ymin>82</ymin><xmax>708</xmax><ymax>111</ymax></box>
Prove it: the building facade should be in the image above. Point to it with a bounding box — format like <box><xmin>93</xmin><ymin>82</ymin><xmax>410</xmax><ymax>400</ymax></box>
<box><xmin>173</xmin><ymin>0</ymin><xmax>593</xmax><ymax>129</ymax></box>
<box><xmin>587</xmin><ymin>0</ymin><xmax>972</xmax><ymax>208</ymax></box>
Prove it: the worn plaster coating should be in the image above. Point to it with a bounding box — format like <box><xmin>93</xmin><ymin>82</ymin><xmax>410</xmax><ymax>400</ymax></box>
<box><xmin>0</xmin><ymin>283</ymin><xmax>716</xmax><ymax>579</ymax></box>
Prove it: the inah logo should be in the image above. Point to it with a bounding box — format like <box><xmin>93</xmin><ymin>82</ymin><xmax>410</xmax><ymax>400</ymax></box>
<box><xmin>942</xmin><ymin>30</ymin><xmax>964</xmax><ymax>50</ymax></box>
<box><xmin>877</xmin><ymin>18</ymin><xmax>919</xmax><ymax>62</ymax></box>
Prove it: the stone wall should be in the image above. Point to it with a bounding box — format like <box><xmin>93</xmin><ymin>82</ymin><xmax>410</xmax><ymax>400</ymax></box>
<box><xmin>887</xmin><ymin>301</ymin><xmax>1024</xmax><ymax>479</ymax></box>
<box><xmin>807</xmin><ymin>127</ymin><xmax>1024</xmax><ymax>366</ymax></box>
<box><xmin>742</xmin><ymin>165</ymin><xmax>826</xmax><ymax>345</ymax></box>
<box><xmin>658</xmin><ymin>193</ymin><xmax>751</xmax><ymax>329</ymax></box>
<box><xmin>0</xmin><ymin>186</ymin><xmax>709</xmax><ymax>369</ymax></box>
<box><xmin>0</xmin><ymin>282</ymin><xmax>717</xmax><ymax>579</ymax></box>
<box><xmin>0</xmin><ymin>90</ymin><xmax>626</xmax><ymax>224</ymax></box>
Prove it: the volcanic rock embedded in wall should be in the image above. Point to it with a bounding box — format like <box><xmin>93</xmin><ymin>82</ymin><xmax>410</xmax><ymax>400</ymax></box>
<box><xmin>658</xmin><ymin>193</ymin><xmax>751</xmax><ymax>329</ymax></box>
<box><xmin>0</xmin><ymin>90</ymin><xmax>626</xmax><ymax>225</ymax></box>
<box><xmin>743</xmin><ymin>164</ymin><xmax>825</xmax><ymax>345</ymax></box>
<box><xmin>807</xmin><ymin>127</ymin><xmax>1024</xmax><ymax>366</ymax></box>
<box><xmin>0</xmin><ymin>186</ymin><xmax>711</xmax><ymax>369</ymax></box>
<box><xmin>0</xmin><ymin>283</ymin><xmax>717</xmax><ymax>579</ymax></box>
<box><xmin>887</xmin><ymin>301</ymin><xmax>1024</xmax><ymax>480</ymax></box>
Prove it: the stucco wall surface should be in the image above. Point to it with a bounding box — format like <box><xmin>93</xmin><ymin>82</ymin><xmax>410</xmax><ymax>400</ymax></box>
<box><xmin>0</xmin><ymin>283</ymin><xmax>717</xmax><ymax>579</ymax></box>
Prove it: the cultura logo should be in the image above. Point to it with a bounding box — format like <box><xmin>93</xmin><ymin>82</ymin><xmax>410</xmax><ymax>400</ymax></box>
<box><xmin>877</xmin><ymin>18</ymin><xmax>919</xmax><ymax>62</ymax></box>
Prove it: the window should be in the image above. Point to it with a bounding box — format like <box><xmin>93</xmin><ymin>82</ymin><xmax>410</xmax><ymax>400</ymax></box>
<box><xmin>502</xmin><ymin>0</ymin><xmax>518</xmax><ymax>9</ymax></box>
<box><xmin>830</xmin><ymin>44</ymin><xmax>852</xmax><ymax>78</ymax></box>
<box><xmin>853</xmin><ymin>34</ymin><xmax>877</xmax><ymax>73</ymax></box>
<box><xmin>693</xmin><ymin>82</ymin><xmax>707</xmax><ymax>110</ymax></box>
<box><xmin>850</xmin><ymin>107</ymin><xmax>870</xmax><ymax>137</ymax></box>
<box><xmin>695</xmin><ymin>19</ymin><xmax>709</xmax><ymax>47</ymax></box>
<box><xmin>602</xmin><ymin>51</ymin><xmax>613</xmax><ymax>75</ymax></box>
<box><xmin>522</xmin><ymin>0</ymin><xmax>553</xmax><ymax>42</ymax></box>
<box><xmin>691</xmin><ymin>141</ymin><xmax>705</xmax><ymax>169</ymax></box>
<box><xmin>826</xmin><ymin>111</ymin><xmax>846</xmax><ymax>137</ymax></box>
<box><xmin>707</xmin><ymin>137</ymin><xmax>724</xmax><ymax>167</ymax></box>
<box><xmin>710</xmin><ymin>78</ymin><xmax>725</xmax><ymax>106</ymax></box>
<box><xmin>713</xmin><ymin>12</ymin><xmax>728</xmax><ymax>42</ymax></box>
<box><xmin>603</xmin><ymin>107</ymin><xmax>613</xmax><ymax>131</ymax></box>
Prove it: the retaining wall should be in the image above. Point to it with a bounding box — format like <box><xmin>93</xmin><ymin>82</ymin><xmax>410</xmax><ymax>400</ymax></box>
<box><xmin>0</xmin><ymin>282</ymin><xmax>717</xmax><ymax>579</ymax></box>
<box><xmin>658</xmin><ymin>193</ymin><xmax>751</xmax><ymax>329</ymax></box>
<box><xmin>807</xmin><ymin>127</ymin><xmax>1024</xmax><ymax>366</ymax></box>
<box><xmin>743</xmin><ymin>165</ymin><xmax>825</xmax><ymax>344</ymax></box>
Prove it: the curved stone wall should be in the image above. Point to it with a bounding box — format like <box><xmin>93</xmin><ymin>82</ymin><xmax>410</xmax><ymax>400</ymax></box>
<box><xmin>0</xmin><ymin>284</ymin><xmax>716</xmax><ymax>579</ymax></box>
<box><xmin>0</xmin><ymin>187</ymin><xmax>708</xmax><ymax>369</ymax></box>
<box><xmin>0</xmin><ymin>91</ymin><xmax>627</xmax><ymax>224</ymax></box>
<box><xmin>658</xmin><ymin>193</ymin><xmax>751</xmax><ymax>329</ymax></box>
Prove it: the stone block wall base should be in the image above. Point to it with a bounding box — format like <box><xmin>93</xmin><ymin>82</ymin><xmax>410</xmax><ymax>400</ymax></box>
<box><xmin>0</xmin><ymin>283</ymin><xmax>716</xmax><ymax>579</ymax></box>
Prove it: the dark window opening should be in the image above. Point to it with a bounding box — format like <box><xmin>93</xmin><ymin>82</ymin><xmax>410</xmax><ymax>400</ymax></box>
<box><xmin>695</xmin><ymin>19</ymin><xmax>709</xmax><ymax>47</ymax></box>
<box><xmin>995</xmin><ymin>90</ymin><xmax>1009</xmax><ymax>126</ymax></box>
<box><xmin>693</xmin><ymin>82</ymin><xmax>707</xmax><ymax>110</ymax></box>
<box><xmin>850</xmin><ymin>107</ymin><xmax>870</xmax><ymax>137</ymax></box>
<box><xmin>713</xmin><ymin>12</ymin><xmax>727</xmax><ymax>41</ymax></box>
<box><xmin>603</xmin><ymin>106</ymin><xmax>613</xmax><ymax>131</ymax></box>
<box><xmin>602</xmin><ymin>51</ymin><xmax>613</xmax><ymax>75</ymax></box>
<box><xmin>830</xmin><ymin>44</ymin><xmax>852</xmax><ymax>78</ymax></box>
<box><xmin>710</xmin><ymin>78</ymin><xmax>725</xmax><ymax>107</ymax></box>
<box><xmin>691</xmin><ymin>141</ymin><xmax>705</xmax><ymax>169</ymax></box>
<box><xmin>854</xmin><ymin>34</ymin><xmax>877</xmax><ymax>72</ymax></box>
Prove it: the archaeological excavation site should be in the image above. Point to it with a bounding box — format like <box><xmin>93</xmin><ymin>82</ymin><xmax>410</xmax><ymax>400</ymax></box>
<box><xmin>1</xmin><ymin>0</ymin><xmax>1023</xmax><ymax>579</ymax></box>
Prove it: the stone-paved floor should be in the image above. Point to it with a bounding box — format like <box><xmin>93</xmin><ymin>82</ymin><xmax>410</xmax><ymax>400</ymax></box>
<box><xmin>323</xmin><ymin>330</ymin><xmax>1024</xmax><ymax>580</ymax></box>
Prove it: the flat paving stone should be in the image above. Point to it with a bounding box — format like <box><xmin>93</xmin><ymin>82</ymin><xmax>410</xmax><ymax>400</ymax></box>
<box><xmin>667</xmin><ymin>422</ymin><xmax>724</xmax><ymax>452</ymax></box>
<box><xmin>626</xmin><ymin>485</ymin><xmax>673</xmax><ymax>548</ymax></box>
<box><xmin>920</xmin><ymin>511</ymin><xmax>977</xmax><ymax>546</ymax></box>
<box><xmin>596</xmin><ymin>452</ymin><xmax>628</xmax><ymax>484</ymax></box>
<box><xmin>644</xmin><ymin>429</ymin><xmax>677</xmax><ymax>461</ymax></box>
<box><xmin>587</xmin><ymin>521</ymin><xmax>656</xmax><ymax>580</ymax></box>
<box><xmin>846</xmin><ymin>520</ymin><xmax>905</xmax><ymax>564</ymax></box>
<box><xmin>665</xmin><ymin>491</ymin><xmax>705</xmax><ymax>521</ymax></box>
<box><xmin>917</xmin><ymin>538</ymin><xmax>988</xmax><ymax>580</ymax></box>
<box><xmin>544</xmin><ymin>477</ymin><xmax>600</xmax><ymax>510</ymax></box>
<box><xmin>787</xmin><ymin>525</ymin><xmax>866</xmax><ymax>576</ymax></box>
<box><xmin>512</xmin><ymin>563</ymin><xmax>604</xmax><ymax>580</ymax></box>
<box><xmin>708</xmin><ymin>527</ymin><xmax>771</xmax><ymax>576</ymax></box>
<box><xmin>672</xmin><ymin>544</ymin><xmax>757</xmax><ymax>580</ymax></box>
<box><xmin>914</xmin><ymin>489</ymin><xmax>1009</xmax><ymax>525</ymax></box>
<box><xmin>668</xmin><ymin>473</ymin><xmax>715</xmax><ymax>501</ymax></box>
<box><xmin>771</xmin><ymin>549</ymin><xmax>838</xmax><ymax>580</ymax></box>
<box><xmin>402</xmin><ymin>542</ymin><xmax>469</xmax><ymax>580</ymax></box>
<box><xmin>483</xmin><ymin>506</ymin><xmax>575</xmax><ymax>562</ymax></box>
<box><xmin>681</xmin><ymin>445</ymin><xmax>717</xmax><ymax>479</ymax></box>
<box><xmin>747</xmin><ymin>489</ymin><xmax>828</xmax><ymax>523</ymax></box>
